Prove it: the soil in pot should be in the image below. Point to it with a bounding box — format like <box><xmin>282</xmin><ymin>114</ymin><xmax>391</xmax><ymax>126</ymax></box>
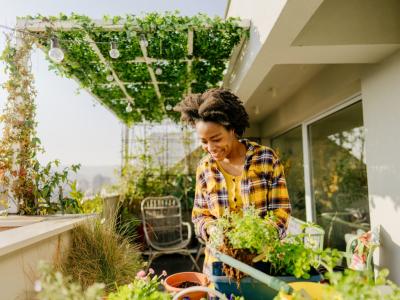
<box><xmin>176</xmin><ymin>281</ymin><xmax>200</xmax><ymax>288</ymax></box>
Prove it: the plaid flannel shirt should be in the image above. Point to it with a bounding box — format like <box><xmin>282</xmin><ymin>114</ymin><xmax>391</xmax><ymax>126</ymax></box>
<box><xmin>192</xmin><ymin>139</ymin><xmax>292</xmax><ymax>276</ymax></box>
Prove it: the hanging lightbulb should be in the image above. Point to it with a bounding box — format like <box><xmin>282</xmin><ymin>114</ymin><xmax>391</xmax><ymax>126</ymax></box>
<box><xmin>139</xmin><ymin>36</ymin><xmax>148</xmax><ymax>48</ymax></box>
<box><xmin>48</xmin><ymin>37</ymin><xmax>64</xmax><ymax>63</ymax></box>
<box><xmin>109</xmin><ymin>42</ymin><xmax>120</xmax><ymax>59</ymax></box>
<box><xmin>106</xmin><ymin>74</ymin><xmax>114</xmax><ymax>82</ymax></box>
<box><xmin>126</xmin><ymin>103</ymin><xmax>133</xmax><ymax>113</ymax></box>
<box><xmin>155</xmin><ymin>68</ymin><xmax>162</xmax><ymax>75</ymax></box>
<box><xmin>165</xmin><ymin>104</ymin><xmax>172</xmax><ymax>111</ymax></box>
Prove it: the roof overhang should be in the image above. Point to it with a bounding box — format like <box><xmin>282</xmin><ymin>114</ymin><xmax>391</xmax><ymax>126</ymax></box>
<box><xmin>226</xmin><ymin>0</ymin><xmax>400</xmax><ymax>122</ymax></box>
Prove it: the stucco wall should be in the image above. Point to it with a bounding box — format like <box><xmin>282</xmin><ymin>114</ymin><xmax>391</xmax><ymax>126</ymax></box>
<box><xmin>0</xmin><ymin>231</ymin><xmax>70</xmax><ymax>300</ymax></box>
<box><xmin>260</xmin><ymin>64</ymin><xmax>365</xmax><ymax>139</ymax></box>
<box><xmin>226</xmin><ymin>0</ymin><xmax>287</xmax><ymax>92</ymax></box>
<box><xmin>361</xmin><ymin>49</ymin><xmax>400</xmax><ymax>284</ymax></box>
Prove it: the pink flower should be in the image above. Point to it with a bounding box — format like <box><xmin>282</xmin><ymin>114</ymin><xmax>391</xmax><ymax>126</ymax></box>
<box><xmin>161</xmin><ymin>270</ymin><xmax>167</xmax><ymax>277</ymax></box>
<box><xmin>148</xmin><ymin>268</ymin><xmax>155</xmax><ymax>275</ymax></box>
<box><xmin>136</xmin><ymin>270</ymin><xmax>147</xmax><ymax>279</ymax></box>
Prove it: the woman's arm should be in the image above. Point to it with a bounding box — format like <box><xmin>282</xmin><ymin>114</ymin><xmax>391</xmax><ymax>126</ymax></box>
<box><xmin>192</xmin><ymin>167</ymin><xmax>216</xmax><ymax>241</ymax></box>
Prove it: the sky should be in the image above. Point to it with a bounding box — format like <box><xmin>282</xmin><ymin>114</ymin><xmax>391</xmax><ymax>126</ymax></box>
<box><xmin>0</xmin><ymin>0</ymin><xmax>226</xmax><ymax>167</ymax></box>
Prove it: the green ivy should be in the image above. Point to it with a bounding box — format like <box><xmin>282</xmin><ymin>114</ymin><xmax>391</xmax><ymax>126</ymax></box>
<box><xmin>25</xmin><ymin>12</ymin><xmax>248</xmax><ymax>125</ymax></box>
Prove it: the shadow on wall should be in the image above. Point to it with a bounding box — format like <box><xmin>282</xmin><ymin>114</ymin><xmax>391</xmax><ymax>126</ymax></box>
<box><xmin>378</xmin><ymin>226</ymin><xmax>400</xmax><ymax>283</ymax></box>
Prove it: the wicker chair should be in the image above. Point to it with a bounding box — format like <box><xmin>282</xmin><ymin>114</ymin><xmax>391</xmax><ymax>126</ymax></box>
<box><xmin>141</xmin><ymin>196</ymin><xmax>200</xmax><ymax>271</ymax></box>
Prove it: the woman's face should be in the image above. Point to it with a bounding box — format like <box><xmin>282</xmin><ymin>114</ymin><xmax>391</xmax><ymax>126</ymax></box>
<box><xmin>195</xmin><ymin>121</ymin><xmax>235</xmax><ymax>161</ymax></box>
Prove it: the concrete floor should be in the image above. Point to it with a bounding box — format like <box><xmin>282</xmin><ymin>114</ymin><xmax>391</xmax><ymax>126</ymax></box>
<box><xmin>148</xmin><ymin>252</ymin><xmax>205</xmax><ymax>275</ymax></box>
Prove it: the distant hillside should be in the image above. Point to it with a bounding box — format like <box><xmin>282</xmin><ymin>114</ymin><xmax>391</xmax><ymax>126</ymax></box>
<box><xmin>68</xmin><ymin>165</ymin><xmax>120</xmax><ymax>195</ymax></box>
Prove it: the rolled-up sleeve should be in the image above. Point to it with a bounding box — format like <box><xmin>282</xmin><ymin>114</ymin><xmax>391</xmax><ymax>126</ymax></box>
<box><xmin>192</xmin><ymin>166</ymin><xmax>216</xmax><ymax>241</ymax></box>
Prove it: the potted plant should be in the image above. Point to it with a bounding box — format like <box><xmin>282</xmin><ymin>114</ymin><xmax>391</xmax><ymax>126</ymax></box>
<box><xmin>275</xmin><ymin>268</ymin><xmax>400</xmax><ymax>300</ymax></box>
<box><xmin>163</xmin><ymin>271</ymin><xmax>208</xmax><ymax>300</ymax></box>
<box><xmin>208</xmin><ymin>207</ymin><xmax>341</xmax><ymax>300</ymax></box>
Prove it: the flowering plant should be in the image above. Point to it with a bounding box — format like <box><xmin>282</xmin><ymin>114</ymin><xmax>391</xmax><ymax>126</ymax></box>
<box><xmin>107</xmin><ymin>268</ymin><xmax>171</xmax><ymax>300</ymax></box>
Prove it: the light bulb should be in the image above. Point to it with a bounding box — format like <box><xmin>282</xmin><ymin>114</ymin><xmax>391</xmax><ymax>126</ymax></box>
<box><xmin>126</xmin><ymin>103</ymin><xmax>133</xmax><ymax>113</ymax></box>
<box><xmin>139</xmin><ymin>36</ymin><xmax>148</xmax><ymax>48</ymax></box>
<box><xmin>106</xmin><ymin>74</ymin><xmax>114</xmax><ymax>82</ymax></box>
<box><xmin>109</xmin><ymin>42</ymin><xmax>120</xmax><ymax>59</ymax></box>
<box><xmin>48</xmin><ymin>37</ymin><xmax>64</xmax><ymax>63</ymax></box>
<box><xmin>155</xmin><ymin>68</ymin><xmax>162</xmax><ymax>75</ymax></box>
<box><xmin>165</xmin><ymin>104</ymin><xmax>172</xmax><ymax>111</ymax></box>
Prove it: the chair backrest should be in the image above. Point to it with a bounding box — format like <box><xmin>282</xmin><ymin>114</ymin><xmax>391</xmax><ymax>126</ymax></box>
<box><xmin>287</xmin><ymin>216</ymin><xmax>325</xmax><ymax>251</ymax></box>
<box><xmin>141</xmin><ymin>196</ymin><xmax>183</xmax><ymax>248</ymax></box>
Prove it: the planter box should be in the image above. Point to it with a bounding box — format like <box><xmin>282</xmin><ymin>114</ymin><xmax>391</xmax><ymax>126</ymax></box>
<box><xmin>210</xmin><ymin>262</ymin><xmax>322</xmax><ymax>300</ymax></box>
<box><xmin>0</xmin><ymin>214</ymin><xmax>92</xmax><ymax>300</ymax></box>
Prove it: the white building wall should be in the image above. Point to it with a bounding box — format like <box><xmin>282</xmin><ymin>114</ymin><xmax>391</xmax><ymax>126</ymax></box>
<box><xmin>260</xmin><ymin>64</ymin><xmax>365</xmax><ymax>138</ymax></box>
<box><xmin>226</xmin><ymin>0</ymin><xmax>287</xmax><ymax>93</ymax></box>
<box><xmin>361</xmin><ymin>49</ymin><xmax>400</xmax><ymax>283</ymax></box>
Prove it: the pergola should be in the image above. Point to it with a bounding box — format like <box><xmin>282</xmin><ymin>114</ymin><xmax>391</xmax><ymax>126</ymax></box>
<box><xmin>0</xmin><ymin>13</ymin><xmax>250</xmax><ymax>214</ymax></box>
<box><xmin>15</xmin><ymin>14</ymin><xmax>250</xmax><ymax>124</ymax></box>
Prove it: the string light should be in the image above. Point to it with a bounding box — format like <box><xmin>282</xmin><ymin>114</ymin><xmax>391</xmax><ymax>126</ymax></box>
<box><xmin>125</xmin><ymin>103</ymin><xmax>133</xmax><ymax>113</ymax></box>
<box><xmin>165</xmin><ymin>104</ymin><xmax>172</xmax><ymax>111</ymax></box>
<box><xmin>48</xmin><ymin>37</ymin><xmax>64</xmax><ymax>63</ymax></box>
<box><xmin>109</xmin><ymin>42</ymin><xmax>120</xmax><ymax>59</ymax></box>
<box><xmin>139</xmin><ymin>35</ymin><xmax>148</xmax><ymax>48</ymax></box>
<box><xmin>155</xmin><ymin>68</ymin><xmax>162</xmax><ymax>75</ymax></box>
<box><xmin>106</xmin><ymin>74</ymin><xmax>114</xmax><ymax>82</ymax></box>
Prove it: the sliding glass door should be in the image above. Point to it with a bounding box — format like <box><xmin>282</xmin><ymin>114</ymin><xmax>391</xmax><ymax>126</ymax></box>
<box><xmin>308</xmin><ymin>101</ymin><xmax>369</xmax><ymax>249</ymax></box>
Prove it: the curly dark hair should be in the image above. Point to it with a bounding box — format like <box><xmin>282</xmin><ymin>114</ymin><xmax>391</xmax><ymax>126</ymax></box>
<box><xmin>174</xmin><ymin>88</ymin><xmax>250</xmax><ymax>137</ymax></box>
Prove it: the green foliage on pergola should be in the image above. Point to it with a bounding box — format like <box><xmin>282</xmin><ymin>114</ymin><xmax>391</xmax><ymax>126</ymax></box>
<box><xmin>19</xmin><ymin>13</ymin><xmax>249</xmax><ymax>125</ymax></box>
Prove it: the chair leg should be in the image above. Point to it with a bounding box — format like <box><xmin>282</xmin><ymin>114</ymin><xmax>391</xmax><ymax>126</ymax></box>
<box><xmin>192</xmin><ymin>245</ymin><xmax>205</xmax><ymax>271</ymax></box>
<box><xmin>186</xmin><ymin>252</ymin><xmax>201</xmax><ymax>272</ymax></box>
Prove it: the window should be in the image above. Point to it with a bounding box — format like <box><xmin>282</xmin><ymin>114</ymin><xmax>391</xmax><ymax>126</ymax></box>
<box><xmin>272</xmin><ymin>126</ymin><xmax>306</xmax><ymax>220</ymax></box>
<box><xmin>308</xmin><ymin>101</ymin><xmax>369</xmax><ymax>249</ymax></box>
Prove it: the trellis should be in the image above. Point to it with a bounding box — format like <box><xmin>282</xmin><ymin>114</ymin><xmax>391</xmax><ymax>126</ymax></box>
<box><xmin>0</xmin><ymin>13</ymin><xmax>249</xmax><ymax>214</ymax></box>
<box><xmin>15</xmin><ymin>14</ymin><xmax>250</xmax><ymax>124</ymax></box>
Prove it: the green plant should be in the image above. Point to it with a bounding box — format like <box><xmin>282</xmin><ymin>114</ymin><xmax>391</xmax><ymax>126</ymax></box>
<box><xmin>32</xmin><ymin>159</ymin><xmax>82</xmax><ymax>215</ymax></box>
<box><xmin>108</xmin><ymin>272</ymin><xmax>171</xmax><ymax>300</ymax></box>
<box><xmin>324</xmin><ymin>268</ymin><xmax>400</xmax><ymax>300</ymax></box>
<box><xmin>210</xmin><ymin>208</ymin><xmax>342</xmax><ymax>281</ymax></box>
<box><xmin>80</xmin><ymin>193</ymin><xmax>103</xmax><ymax>214</ymax></box>
<box><xmin>274</xmin><ymin>269</ymin><xmax>400</xmax><ymax>300</ymax></box>
<box><xmin>21</xmin><ymin>12</ymin><xmax>248</xmax><ymax>125</ymax></box>
<box><xmin>35</xmin><ymin>261</ymin><xmax>105</xmax><ymax>300</ymax></box>
<box><xmin>58</xmin><ymin>217</ymin><xmax>142</xmax><ymax>292</ymax></box>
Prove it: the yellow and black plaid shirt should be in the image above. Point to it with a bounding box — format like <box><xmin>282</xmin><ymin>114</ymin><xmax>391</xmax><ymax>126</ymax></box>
<box><xmin>192</xmin><ymin>139</ymin><xmax>292</xmax><ymax>276</ymax></box>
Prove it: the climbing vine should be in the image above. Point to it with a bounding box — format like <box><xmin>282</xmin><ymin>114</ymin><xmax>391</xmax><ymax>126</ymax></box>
<box><xmin>24</xmin><ymin>12</ymin><xmax>248</xmax><ymax>124</ymax></box>
<box><xmin>0</xmin><ymin>35</ymin><xmax>39</xmax><ymax>214</ymax></box>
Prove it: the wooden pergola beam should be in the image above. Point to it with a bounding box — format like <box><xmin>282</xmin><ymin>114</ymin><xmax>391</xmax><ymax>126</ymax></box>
<box><xmin>139</xmin><ymin>36</ymin><xmax>162</xmax><ymax>99</ymax></box>
<box><xmin>17</xmin><ymin>18</ymin><xmax>251</xmax><ymax>32</ymax></box>
<box><xmin>83</xmin><ymin>34</ymin><xmax>134</xmax><ymax>105</ymax></box>
<box><xmin>187</xmin><ymin>29</ymin><xmax>194</xmax><ymax>95</ymax></box>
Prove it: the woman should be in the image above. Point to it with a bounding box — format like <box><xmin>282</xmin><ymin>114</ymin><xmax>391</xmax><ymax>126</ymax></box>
<box><xmin>175</xmin><ymin>88</ymin><xmax>291</xmax><ymax>276</ymax></box>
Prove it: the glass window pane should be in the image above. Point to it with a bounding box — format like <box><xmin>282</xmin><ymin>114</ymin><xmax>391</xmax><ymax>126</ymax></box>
<box><xmin>272</xmin><ymin>126</ymin><xmax>306</xmax><ymax>220</ymax></box>
<box><xmin>309</xmin><ymin>101</ymin><xmax>370</xmax><ymax>250</ymax></box>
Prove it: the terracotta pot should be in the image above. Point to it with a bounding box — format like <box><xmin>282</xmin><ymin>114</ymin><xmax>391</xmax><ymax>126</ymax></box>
<box><xmin>164</xmin><ymin>272</ymin><xmax>208</xmax><ymax>300</ymax></box>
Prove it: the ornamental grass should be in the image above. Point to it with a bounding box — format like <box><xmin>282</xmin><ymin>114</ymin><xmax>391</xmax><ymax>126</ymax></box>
<box><xmin>57</xmin><ymin>216</ymin><xmax>142</xmax><ymax>292</ymax></box>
